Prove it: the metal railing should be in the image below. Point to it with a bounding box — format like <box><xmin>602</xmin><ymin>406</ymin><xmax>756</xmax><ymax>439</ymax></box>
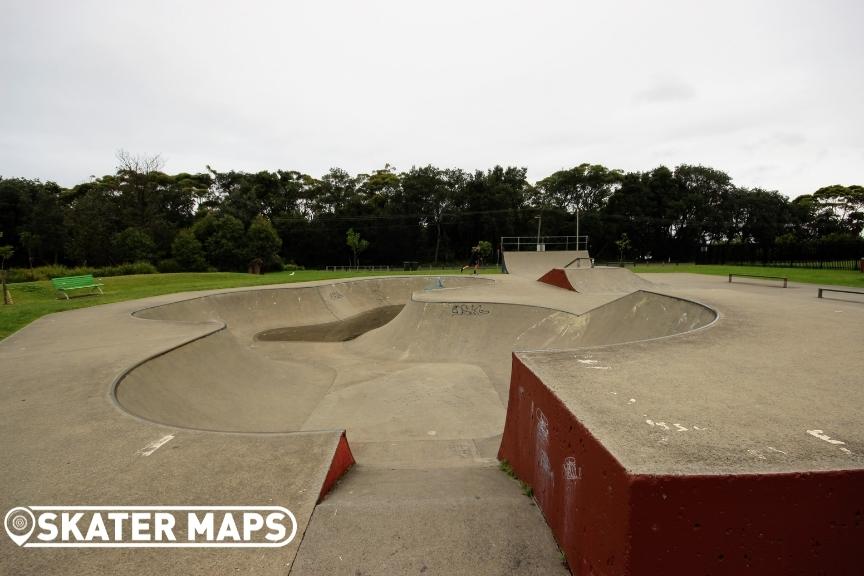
<box><xmin>324</xmin><ymin>265</ymin><xmax>392</xmax><ymax>272</ymax></box>
<box><xmin>593</xmin><ymin>261</ymin><xmax>635</xmax><ymax>268</ymax></box>
<box><xmin>728</xmin><ymin>273</ymin><xmax>788</xmax><ymax>288</ymax></box>
<box><xmin>500</xmin><ymin>236</ymin><xmax>588</xmax><ymax>252</ymax></box>
<box><xmin>817</xmin><ymin>287</ymin><xmax>864</xmax><ymax>300</ymax></box>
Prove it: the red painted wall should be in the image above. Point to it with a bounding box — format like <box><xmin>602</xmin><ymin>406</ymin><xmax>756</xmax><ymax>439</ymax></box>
<box><xmin>499</xmin><ymin>354</ymin><xmax>631</xmax><ymax>573</ymax></box>
<box><xmin>628</xmin><ymin>472</ymin><xmax>864</xmax><ymax>575</ymax></box>
<box><xmin>498</xmin><ymin>354</ymin><xmax>864</xmax><ymax>575</ymax></box>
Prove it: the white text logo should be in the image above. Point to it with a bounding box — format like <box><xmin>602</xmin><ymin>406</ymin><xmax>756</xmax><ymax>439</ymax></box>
<box><xmin>4</xmin><ymin>506</ymin><xmax>297</xmax><ymax>548</ymax></box>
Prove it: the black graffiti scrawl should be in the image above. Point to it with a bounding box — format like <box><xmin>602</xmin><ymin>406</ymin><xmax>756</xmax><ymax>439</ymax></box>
<box><xmin>450</xmin><ymin>304</ymin><xmax>490</xmax><ymax>316</ymax></box>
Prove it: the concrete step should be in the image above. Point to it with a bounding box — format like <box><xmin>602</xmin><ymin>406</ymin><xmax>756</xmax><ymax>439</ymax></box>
<box><xmin>348</xmin><ymin>436</ymin><xmax>501</xmax><ymax>469</ymax></box>
<box><xmin>291</xmin><ymin>466</ymin><xmax>569</xmax><ymax>575</ymax></box>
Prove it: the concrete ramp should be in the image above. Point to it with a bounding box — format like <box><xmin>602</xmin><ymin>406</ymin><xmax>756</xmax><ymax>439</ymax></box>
<box><xmin>501</xmin><ymin>250</ymin><xmax>590</xmax><ymax>279</ymax></box>
<box><xmin>354</xmin><ymin>290</ymin><xmax>713</xmax><ymax>366</ymax></box>
<box><xmin>539</xmin><ymin>266</ymin><xmax>655</xmax><ymax>293</ymax></box>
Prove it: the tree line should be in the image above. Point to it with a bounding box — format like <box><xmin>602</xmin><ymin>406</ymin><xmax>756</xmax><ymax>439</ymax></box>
<box><xmin>1</xmin><ymin>153</ymin><xmax>861</xmax><ymax>274</ymax></box>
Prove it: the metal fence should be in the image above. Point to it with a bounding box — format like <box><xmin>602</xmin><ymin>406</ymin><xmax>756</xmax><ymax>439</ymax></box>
<box><xmin>324</xmin><ymin>265</ymin><xmax>392</xmax><ymax>272</ymax></box>
<box><xmin>500</xmin><ymin>235</ymin><xmax>588</xmax><ymax>252</ymax></box>
<box><xmin>697</xmin><ymin>241</ymin><xmax>864</xmax><ymax>271</ymax></box>
<box><xmin>592</xmin><ymin>261</ymin><xmax>635</xmax><ymax>268</ymax></box>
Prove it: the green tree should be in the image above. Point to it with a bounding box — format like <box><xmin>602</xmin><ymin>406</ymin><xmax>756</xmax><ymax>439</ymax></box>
<box><xmin>247</xmin><ymin>215</ymin><xmax>283</xmax><ymax>271</ymax></box>
<box><xmin>477</xmin><ymin>240</ymin><xmax>492</xmax><ymax>261</ymax></box>
<box><xmin>109</xmin><ymin>151</ymin><xmax>208</xmax><ymax>259</ymax></box>
<box><xmin>713</xmin><ymin>186</ymin><xmax>750</xmax><ymax>244</ymax></box>
<box><xmin>615</xmin><ymin>233</ymin><xmax>631</xmax><ymax>262</ymax></box>
<box><xmin>461</xmin><ymin>166</ymin><xmax>530</xmax><ymax>258</ymax></box>
<box><xmin>535</xmin><ymin>163</ymin><xmax>623</xmax><ymax>215</ymax></box>
<box><xmin>203</xmin><ymin>215</ymin><xmax>247</xmax><ymax>271</ymax></box>
<box><xmin>346</xmin><ymin>228</ymin><xmax>369</xmax><ymax>267</ymax></box>
<box><xmin>811</xmin><ymin>185</ymin><xmax>864</xmax><ymax>237</ymax></box>
<box><xmin>192</xmin><ymin>212</ymin><xmax>249</xmax><ymax>270</ymax></box>
<box><xmin>112</xmin><ymin>227</ymin><xmax>157</xmax><ymax>263</ymax></box>
<box><xmin>208</xmin><ymin>168</ymin><xmax>271</xmax><ymax>226</ymax></box>
<box><xmin>0</xmin><ymin>240</ymin><xmax>12</xmax><ymax>305</ymax></box>
<box><xmin>739</xmin><ymin>188</ymin><xmax>791</xmax><ymax>245</ymax></box>
<box><xmin>604</xmin><ymin>171</ymin><xmax>661</xmax><ymax>260</ymax></box>
<box><xmin>19</xmin><ymin>231</ymin><xmax>40</xmax><ymax>273</ymax></box>
<box><xmin>315</xmin><ymin>168</ymin><xmax>358</xmax><ymax>215</ymax></box>
<box><xmin>357</xmin><ymin>165</ymin><xmax>401</xmax><ymax>211</ymax></box>
<box><xmin>402</xmin><ymin>165</ymin><xmax>455</xmax><ymax>264</ymax></box>
<box><xmin>64</xmin><ymin>181</ymin><xmax>121</xmax><ymax>266</ymax></box>
<box><xmin>171</xmin><ymin>229</ymin><xmax>208</xmax><ymax>271</ymax></box>
<box><xmin>0</xmin><ymin>178</ymin><xmax>66</xmax><ymax>267</ymax></box>
<box><xmin>672</xmin><ymin>165</ymin><xmax>734</xmax><ymax>254</ymax></box>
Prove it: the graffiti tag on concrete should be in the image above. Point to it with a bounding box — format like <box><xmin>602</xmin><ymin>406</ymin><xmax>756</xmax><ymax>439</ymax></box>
<box><xmin>450</xmin><ymin>304</ymin><xmax>490</xmax><ymax>316</ymax></box>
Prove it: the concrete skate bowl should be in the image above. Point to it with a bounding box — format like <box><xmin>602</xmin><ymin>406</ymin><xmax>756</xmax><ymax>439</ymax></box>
<box><xmin>113</xmin><ymin>276</ymin><xmax>716</xmax><ymax>436</ymax></box>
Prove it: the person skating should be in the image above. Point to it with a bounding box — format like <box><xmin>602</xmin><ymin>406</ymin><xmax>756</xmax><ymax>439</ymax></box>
<box><xmin>461</xmin><ymin>246</ymin><xmax>481</xmax><ymax>274</ymax></box>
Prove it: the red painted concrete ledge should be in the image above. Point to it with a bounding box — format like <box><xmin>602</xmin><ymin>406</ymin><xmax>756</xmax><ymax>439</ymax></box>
<box><xmin>498</xmin><ymin>354</ymin><xmax>863</xmax><ymax>575</ymax></box>
<box><xmin>318</xmin><ymin>431</ymin><xmax>356</xmax><ymax>502</ymax></box>
<box><xmin>538</xmin><ymin>268</ymin><xmax>575</xmax><ymax>291</ymax></box>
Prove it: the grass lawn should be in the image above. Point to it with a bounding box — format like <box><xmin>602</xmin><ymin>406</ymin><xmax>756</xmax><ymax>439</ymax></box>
<box><xmin>0</xmin><ymin>267</ymin><xmax>494</xmax><ymax>340</ymax></box>
<box><xmin>632</xmin><ymin>263</ymin><xmax>864</xmax><ymax>288</ymax></box>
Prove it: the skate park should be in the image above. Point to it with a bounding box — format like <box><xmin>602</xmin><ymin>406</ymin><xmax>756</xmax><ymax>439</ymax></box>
<box><xmin>1</xmin><ymin>246</ymin><xmax>862</xmax><ymax>575</ymax></box>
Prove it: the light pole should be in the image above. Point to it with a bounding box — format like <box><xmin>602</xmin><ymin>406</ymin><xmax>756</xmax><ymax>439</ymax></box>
<box><xmin>535</xmin><ymin>214</ymin><xmax>542</xmax><ymax>251</ymax></box>
<box><xmin>575</xmin><ymin>206</ymin><xmax>580</xmax><ymax>250</ymax></box>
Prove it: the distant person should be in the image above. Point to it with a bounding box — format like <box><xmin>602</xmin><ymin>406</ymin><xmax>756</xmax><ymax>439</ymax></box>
<box><xmin>461</xmin><ymin>246</ymin><xmax>481</xmax><ymax>274</ymax></box>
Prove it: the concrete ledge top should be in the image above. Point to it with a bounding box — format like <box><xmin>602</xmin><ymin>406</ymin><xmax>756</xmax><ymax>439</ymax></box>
<box><xmin>518</xmin><ymin>273</ymin><xmax>864</xmax><ymax>475</ymax></box>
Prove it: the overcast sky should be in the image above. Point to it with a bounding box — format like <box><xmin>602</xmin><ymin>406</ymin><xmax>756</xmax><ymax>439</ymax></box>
<box><xmin>1</xmin><ymin>0</ymin><xmax>862</xmax><ymax>197</ymax></box>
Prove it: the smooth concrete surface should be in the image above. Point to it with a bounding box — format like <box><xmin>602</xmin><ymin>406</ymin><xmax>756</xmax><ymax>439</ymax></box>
<box><xmin>105</xmin><ymin>275</ymin><xmax>712</xmax><ymax>573</ymax></box>
<box><xmin>501</xmin><ymin>250</ymin><xmax>589</xmax><ymax>279</ymax></box>
<box><xmin>0</xmin><ymin>294</ymin><xmax>349</xmax><ymax>575</ymax></box>
<box><xmin>519</xmin><ymin>273</ymin><xmax>864</xmax><ymax>475</ymax></box>
<box><xmin>2</xmin><ymin>267</ymin><xmax>862</xmax><ymax>575</ymax></box>
<box><xmin>114</xmin><ymin>279</ymin><xmax>713</xmax><ymax>432</ymax></box>
<box><xmin>292</xmin><ymin>467</ymin><xmax>569</xmax><ymax>576</ymax></box>
<box><xmin>539</xmin><ymin>266</ymin><xmax>656</xmax><ymax>293</ymax></box>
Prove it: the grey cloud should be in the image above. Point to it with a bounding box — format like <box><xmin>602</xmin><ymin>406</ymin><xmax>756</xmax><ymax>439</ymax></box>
<box><xmin>634</xmin><ymin>77</ymin><xmax>696</xmax><ymax>104</ymax></box>
<box><xmin>768</xmin><ymin>132</ymin><xmax>807</xmax><ymax>148</ymax></box>
<box><xmin>741</xmin><ymin>132</ymin><xmax>808</xmax><ymax>152</ymax></box>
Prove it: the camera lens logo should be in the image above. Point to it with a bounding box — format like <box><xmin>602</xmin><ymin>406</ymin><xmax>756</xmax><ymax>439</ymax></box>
<box><xmin>4</xmin><ymin>507</ymin><xmax>35</xmax><ymax>546</ymax></box>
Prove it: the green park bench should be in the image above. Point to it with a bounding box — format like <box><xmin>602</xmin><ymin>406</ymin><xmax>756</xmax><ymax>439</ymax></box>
<box><xmin>51</xmin><ymin>274</ymin><xmax>104</xmax><ymax>299</ymax></box>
